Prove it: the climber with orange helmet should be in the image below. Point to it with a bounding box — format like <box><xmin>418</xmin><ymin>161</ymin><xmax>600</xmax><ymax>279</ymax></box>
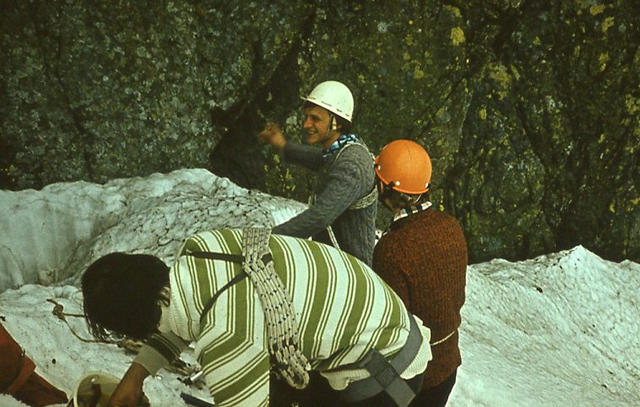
<box><xmin>258</xmin><ymin>80</ymin><xmax>377</xmax><ymax>265</ymax></box>
<box><xmin>372</xmin><ymin>139</ymin><xmax>468</xmax><ymax>407</ymax></box>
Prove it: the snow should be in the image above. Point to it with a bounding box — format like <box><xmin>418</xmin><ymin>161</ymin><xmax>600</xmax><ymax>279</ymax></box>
<box><xmin>0</xmin><ymin>394</ymin><xmax>30</xmax><ymax>407</ymax></box>
<box><xmin>0</xmin><ymin>169</ymin><xmax>305</xmax><ymax>292</ymax></box>
<box><xmin>1</xmin><ymin>169</ymin><xmax>638</xmax><ymax>406</ymax></box>
<box><xmin>451</xmin><ymin>247</ymin><xmax>639</xmax><ymax>406</ymax></box>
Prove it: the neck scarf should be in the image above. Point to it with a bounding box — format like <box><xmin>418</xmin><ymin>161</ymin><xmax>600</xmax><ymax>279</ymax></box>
<box><xmin>392</xmin><ymin>201</ymin><xmax>433</xmax><ymax>224</ymax></box>
<box><xmin>322</xmin><ymin>133</ymin><xmax>360</xmax><ymax>159</ymax></box>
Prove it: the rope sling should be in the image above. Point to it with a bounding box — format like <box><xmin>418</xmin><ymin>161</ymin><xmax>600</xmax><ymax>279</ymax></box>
<box><xmin>242</xmin><ymin>227</ymin><xmax>310</xmax><ymax>389</ymax></box>
<box><xmin>189</xmin><ymin>227</ymin><xmax>310</xmax><ymax>389</ymax></box>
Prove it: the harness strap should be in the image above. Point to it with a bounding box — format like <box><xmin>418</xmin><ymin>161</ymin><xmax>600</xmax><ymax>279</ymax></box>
<box><xmin>340</xmin><ymin>313</ymin><xmax>423</xmax><ymax>406</ymax></box>
<box><xmin>185</xmin><ymin>251</ymin><xmax>245</xmax><ymax>264</ymax></box>
<box><xmin>326</xmin><ymin>225</ymin><xmax>340</xmax><ymax>249</ymax></box>
<box><xmin>185</xmin><ymin>229</ymin><xmax>310</xmax><ymax>389</ymax></box>
<box><xmin>430</xmin><ymin>329</ymin><xmax>457</xmax><ymax>346</ymax></box>
<box><xmin>349</xmin><ymin>184</ymin><xmax>378</xmax><ymax>210</ymax></box>
<box><xmin>184</xmin><ymin>251</ymin><xmax>246</xmax><ymax>325</ymax></box>
<box><xmin>199</xmin><ymin>270</ymin><xmax>247</xmax><ymax>325</ymax></box>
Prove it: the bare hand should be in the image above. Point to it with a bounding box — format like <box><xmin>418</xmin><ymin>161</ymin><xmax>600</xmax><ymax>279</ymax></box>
<box><xmin>108</xmin><ymin>363</ymin><xmax>150</xmax><ymax>407</ymax></box>
<box><xmin>257</xmin><ymin>122</ymin><xmax>286</xmax><ymax>151</ymax></box>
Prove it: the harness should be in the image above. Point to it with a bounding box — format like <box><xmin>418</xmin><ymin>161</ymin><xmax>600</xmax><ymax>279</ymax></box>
<box><xmin>330</xmin><ymin>141</ymin><xmax>378</xmax><ymax>210</ymax></box>
<box><xmin>314</xmin><ymin>141</ymin><xmax>378</xmax><ymax>249</ymax></box>
<box><xmin>339</xmin><ymin>313</ymin><xmax>424</xmax><ymax>406</ymax></box>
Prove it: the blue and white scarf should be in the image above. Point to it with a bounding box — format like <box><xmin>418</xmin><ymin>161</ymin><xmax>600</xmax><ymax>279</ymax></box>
<box><xmin>322</xmin><ymin>133</ymin><xmax>360</xmax><ymax>159</ymax></box>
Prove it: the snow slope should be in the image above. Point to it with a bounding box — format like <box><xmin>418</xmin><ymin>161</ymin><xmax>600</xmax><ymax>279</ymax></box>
<box><xmin>450</xmin><ymin>247</ymin><xmax>639</xmax><ymax>406</ymax></box>
<box><xmin>0</xmin><ymin>169</ymin><xmax>304</xmax><ymax>292</ymax></box>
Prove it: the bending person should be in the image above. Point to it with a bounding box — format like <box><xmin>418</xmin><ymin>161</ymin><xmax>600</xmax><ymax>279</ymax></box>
<box><xmin>81</xmin><ymin>228</ymin><xmax>432</xmax><ymax>407</ymax></box>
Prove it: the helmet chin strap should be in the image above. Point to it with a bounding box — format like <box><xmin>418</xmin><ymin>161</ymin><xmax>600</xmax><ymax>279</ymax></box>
<box><xmin>325</xmin><ymin>114</ymin><xmax>337</xmax><ymax>140</ymax></box>
<box><xmin>377</xmin><ymin>180</ymin><xmax>397</xmax><ymax>212</ymax></box>
<box><xmin>377</xmin><ymin>179</ymin><xmax>423</xmax><ymax>213</ymax></box>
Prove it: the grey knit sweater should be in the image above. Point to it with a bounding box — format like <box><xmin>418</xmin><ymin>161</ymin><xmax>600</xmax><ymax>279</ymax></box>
<box><xmin>273</xmin><ymin>141</ymin><xmax>377</xmax><ymax>265</ymax></box>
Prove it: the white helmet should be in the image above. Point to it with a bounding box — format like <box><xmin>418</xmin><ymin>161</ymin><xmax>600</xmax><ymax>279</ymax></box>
<box><xmin>70</xmin><ymin>371</ymin><xmax>149</xmax><ymax>407</ymax></box>
<box><xmin>301</xmin><ymin>80</ymin><xmax>354</xmax><ymax>122</ymax></box>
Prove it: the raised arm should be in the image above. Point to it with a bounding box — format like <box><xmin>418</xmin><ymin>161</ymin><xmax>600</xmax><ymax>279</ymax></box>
<box><xmin>258</xmin><ymin>121</ymin><xmax>325</xmax><ymax>170</ymax></box>
<box><xmin>274</xmin><ymin>145</ymin><xmax>372</xmax><ymax>238</ymax></box>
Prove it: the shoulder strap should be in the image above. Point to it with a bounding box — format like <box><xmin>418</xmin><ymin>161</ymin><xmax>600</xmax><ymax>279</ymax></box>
<box><xmin>199</xmin><ymin>271</ymin><xmax>247</xmax><ymax>325</ymax></box>
<box><xmin>331</xmin><ymin>141</ymin><xmax>370</xmax><ymax>164</ymax></box>
<box><xmin>184</xmin><ymin>251</ymin><xmax>247</xmax><ymax>325</ymax></box>
<box><xmin>184</xmin><ymin>250</ymin><xmax>276</xmax><ymax>326</ymax></box>
<box><xmin>329</xmin><ymin>142</ymin><xmax>378</xmax><ymax>211</ymax></box>
<box><xmin>185</xmin><ymin>251</ymin><xmax>245</xmax><ymax>264</ymax></box>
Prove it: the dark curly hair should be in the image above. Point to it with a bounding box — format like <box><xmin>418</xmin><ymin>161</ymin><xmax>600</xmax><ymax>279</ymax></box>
<box><xmin>81</xmin><ymin>252</ymin><xmax>170</xmax><ymax>341</ymax></box>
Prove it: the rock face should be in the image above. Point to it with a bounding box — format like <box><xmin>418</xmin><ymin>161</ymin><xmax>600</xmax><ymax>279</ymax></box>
<box><xmin>1</xmin><ymin>1</ymin><xmax>638</xmax><ymax>263</ymax></box>
<box><xmin>0</xmin><ymin>168</ymin><xmax>304</xmax><ymax>292</ymax></box>
<box><xmin>447</xmin><ymin>1</ymin><xmax>640</xmax><ymax>264</ymax></box>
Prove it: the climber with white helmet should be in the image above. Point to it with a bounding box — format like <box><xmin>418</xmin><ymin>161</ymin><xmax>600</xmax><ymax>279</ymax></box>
<box><xmin>258</xmin><ymin>80</ymin><xmax>377</xmax><ymax>265</ymax></box>
<box><xmin>372</xmin><ymin>140</ymin><xmax>468</xmax><ymax>407</ymax></box>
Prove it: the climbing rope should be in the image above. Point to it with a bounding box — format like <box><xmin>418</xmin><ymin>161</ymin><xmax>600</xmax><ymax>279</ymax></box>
<box><xmin>45</xmin><ymin>298</ymin><xmax>200</xmax><ymax>380</ymax></box>
<box><xmin>242</xmin><ymin>227</ymin><xmax>310</xmax><ymax>389</ymax></box>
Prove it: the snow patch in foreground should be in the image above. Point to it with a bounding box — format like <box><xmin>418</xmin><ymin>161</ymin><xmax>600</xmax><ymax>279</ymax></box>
<box><xmin>0</xmin><ymin>247</ymin><xmax>637</xmax><ymax>406</ymax></box>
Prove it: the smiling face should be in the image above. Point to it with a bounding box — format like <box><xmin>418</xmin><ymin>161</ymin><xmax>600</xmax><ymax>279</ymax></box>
<box><xmin>302</xmin><ymin>104</ymin><xmax>341</xmax><ymax>148</ymax></box>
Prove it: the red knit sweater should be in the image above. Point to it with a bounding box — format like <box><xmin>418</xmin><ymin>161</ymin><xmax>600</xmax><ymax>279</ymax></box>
<box><xmin>373</xmin><ymin>208</ymin><xmax>468</xmax><ymax>388</ymax></box>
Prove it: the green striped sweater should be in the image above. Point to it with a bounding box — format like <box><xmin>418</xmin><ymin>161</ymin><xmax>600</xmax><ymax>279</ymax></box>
<box><xmin>135</xmin><ymin>229</ymin><xmax>431</xmax><ymax>407</ymax></box>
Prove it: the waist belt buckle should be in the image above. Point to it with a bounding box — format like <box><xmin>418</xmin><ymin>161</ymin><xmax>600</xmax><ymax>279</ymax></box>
<box><xmin>370</xmin><ymin>351</ymin><xmax>401</xmax><ymax>388</ymax></box>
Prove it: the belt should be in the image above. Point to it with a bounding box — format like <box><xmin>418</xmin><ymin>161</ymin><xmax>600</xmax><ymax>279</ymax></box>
<box><xmin>340</xmin><ymin>312</ymin><xmax>423</xmax><ymax>406</ymax></box>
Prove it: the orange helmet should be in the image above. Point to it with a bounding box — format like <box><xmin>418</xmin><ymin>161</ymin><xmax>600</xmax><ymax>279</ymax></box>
<box><xmin>374</xmin><ymin>140</ymin><xmax>432</xmax><ymax>194</ymax></box>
